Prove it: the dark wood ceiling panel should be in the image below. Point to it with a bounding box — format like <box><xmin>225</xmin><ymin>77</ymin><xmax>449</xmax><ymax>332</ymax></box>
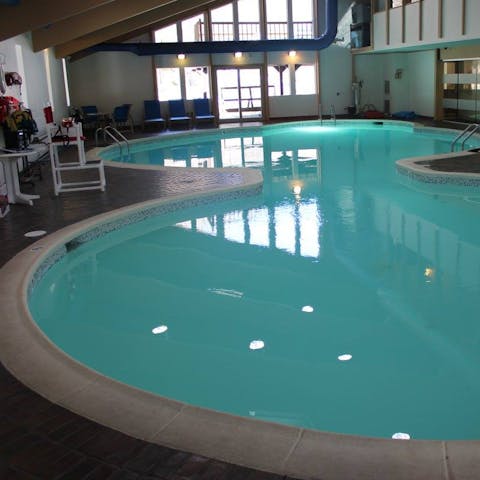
<box><xmin>55</xmin><ymin>0</ymin><xmax>231</xmax><ymax>58</ymax></box>
<box><xmin>0</xmin><ymin>0</ymin><xmax>115</xmax><ymax>42</ymax></box>
<box><xmin>31</xmin><ymin>0</ymin><xmax>178</xmax><ymax>52</ymax></box>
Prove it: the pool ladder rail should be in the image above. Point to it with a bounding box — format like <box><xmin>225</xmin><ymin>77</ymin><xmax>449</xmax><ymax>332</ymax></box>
<box><xmin>330</xmin><ymin>104</ymin><xmax>336</xmax><ymax>125</ymax></box>
<box><xmin>318</xmin><ymin>104</ymin><xmax>336</xmax><ymax>125</ymax></box>
<box><xmin>450</xmin><ymin>123</ymin><xmax>480</xmax><ymax>152</ymax></box>
<box><xmin>95</xmin><ymin>125</ymin><xmax>130</xmax><ymax>158</ymax></box>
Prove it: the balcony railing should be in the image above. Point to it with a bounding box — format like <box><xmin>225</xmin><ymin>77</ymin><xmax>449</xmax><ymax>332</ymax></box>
<box><xmin>197</xmin><ymin>21</ymin><xmax>313</xmax><ymax>42</ymax></box>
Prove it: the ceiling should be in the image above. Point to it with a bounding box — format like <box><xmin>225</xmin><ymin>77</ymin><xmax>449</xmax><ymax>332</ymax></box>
<box><xmin>0</xmin><ymin>0</ymin><xmax>234</xmax><ymax>58</ymax></box>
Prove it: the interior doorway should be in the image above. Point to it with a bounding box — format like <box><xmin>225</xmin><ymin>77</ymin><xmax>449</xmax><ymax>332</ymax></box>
<box><xmin>215</xmin><ymin>67</ymin><xmax>264</xmax><ymax>122</ymax></box>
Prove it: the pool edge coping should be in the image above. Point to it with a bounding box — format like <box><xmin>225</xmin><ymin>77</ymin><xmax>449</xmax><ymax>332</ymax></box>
<box><xmin>396</xmin><ymin>149</ymin><xmax>480</xmax><ymax>186</ymax></box>
<box><xmin>1</xmin><ymin>155</ymin><xmax>479</xmax><ymax>479</ymax></box>
<box><xmin>90</xmin><ymin>120</ymin><xmax>480</xmax><ymax>189</ymax></box>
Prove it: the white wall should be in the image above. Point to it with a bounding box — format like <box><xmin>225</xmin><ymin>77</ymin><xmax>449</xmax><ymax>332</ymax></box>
<box><xmin>70</xmin><ymin>47</ymin><xmax>347</xmax><ymax>121</ymax></box>
<box><xmin>373</xmin><ymin>0</ymin><xmax>480</xmax><ymax>52</ymax></box>
<box><xmin>319</xmin><ymin>44</ymin><xmax>353</xmax><ymax>115</ymax></box>
<box><xmin>68</xmin><ymin>51</ymin><xmax>155</xmax><ymax>125</ymax></box>
<box><xmin>354</xmin><ymin>50</ymin><xmax>436</xmax><ymax>117</ymax></box>
<box><xmin>0</xmin><ymin>33</ymin><xmax>68</xmax><ymax>136</ymax></box>
<box><xmin>68</xmin><ymin>45</ymin><xmax>429</xmax><ymax>122</ymax></box>
<box><xmin>354</xmin><ymin>53</ymin><xmax>385</xmax><ymax>111</ymax></box>
<box><xmin>407</xmin><ymin>50</ymin><xmax>436</xmax><ymax>118</ymax></box>
<box><xmin>0</xmin><ymin>33</ymin><xmax>68</xmax><ymax>189</ymax></box>
<box><xmin>269</xmin><ymin>95</ymin><xmax>319</xmax><ymax>118</ymax></box>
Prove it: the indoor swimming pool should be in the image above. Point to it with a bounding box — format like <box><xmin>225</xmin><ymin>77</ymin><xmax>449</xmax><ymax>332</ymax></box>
<box><xmin>29</xmin><ymin>121</ymin><xmax>480</xmax><ymax>441</ymax></box>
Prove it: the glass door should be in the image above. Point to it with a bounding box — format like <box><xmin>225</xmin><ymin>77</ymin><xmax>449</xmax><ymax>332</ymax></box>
<box><xmin>216</xmin><ymin>67</ymin><xmax>263</xmax><ymax>121</ymax></box>
<box><xmin>443</xmin><ymin>60</ymin><xmax>480</xmax><ymax>123</ymax></box>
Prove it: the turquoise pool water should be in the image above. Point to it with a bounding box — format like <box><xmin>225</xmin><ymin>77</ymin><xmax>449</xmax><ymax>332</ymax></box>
<box><xmin>30</xmin><ymin>123</ymin><xmax>480</xmax><ymax>440</ymax></box>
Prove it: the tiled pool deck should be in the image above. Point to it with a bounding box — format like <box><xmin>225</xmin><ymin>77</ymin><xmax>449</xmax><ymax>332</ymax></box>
<box><xmin>1</xmin><ymin>121</ymin><xmax>480</xmax><ymax>479</ymax></box>
<box><xmin>0</xmin><ymin>155</ymin><xmax>298</xmax><ymax>479</ymax></box>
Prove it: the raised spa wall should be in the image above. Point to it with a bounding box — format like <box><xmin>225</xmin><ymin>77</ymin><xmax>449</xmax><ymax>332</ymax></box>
<box><xmin>396</xmin><ymin>149</ymin><xmax>480</xmax><ymax>187</ymax></box>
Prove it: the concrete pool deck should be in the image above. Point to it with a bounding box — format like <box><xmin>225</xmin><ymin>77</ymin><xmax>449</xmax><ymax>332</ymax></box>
<box><xmin>1</xmin><ymin>123</ymin><xmax>480</xmax><ymax>479</ymax></box>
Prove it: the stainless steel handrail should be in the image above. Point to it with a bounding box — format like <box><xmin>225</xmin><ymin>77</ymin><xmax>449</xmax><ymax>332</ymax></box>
<box><xmin>451</xmin><ymin>123</ymin><xmax>479</xmax><ymax>152</ymax></box>
<box><xmin>330</xmin><ymin>104</ymin><xmax>336</xmax><ymax>125</ymax></box>
<box><xmin>95</xmin><ymin>126</ymin><xmax>130</xmax><ymax>157</ymax></box>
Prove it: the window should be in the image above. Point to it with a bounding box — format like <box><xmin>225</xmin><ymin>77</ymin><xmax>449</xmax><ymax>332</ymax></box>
<box><xmin>268</xmin><ymin>65</ymin><xmax>291</xmax><ymax>96</ymax></box>
<box><xmin>156</xmin><ymin>68</ymin><xmax>181</xmax><ymax>101</ymax></box>
<box><xmin>295</xmin><ymin>65</ymin><xmax>316</xmax><ymax>95</ymax></box>
<box><xmin>292</xmin><ymin>0</ymin><xmax>313</xmax><ymax>39</ymax></box>
<box><xmin>442</xmin><ymin>59</ymin><xmax>480</xmax><ymax>123</ymax></box>
<box><xmin>185</xmin><ymin>67</ymin><xmax>210</xmax><ymax>100</ymax></box>
<box><xmin>238</xmin><ymin>0</ymin><xmax>261</xmax><ymax>40</ymax></box>
<box><xmin>154</xmin><ymin>24</ymin><xmax>177</xmax><ymax>43</ymax></box>
<box><xmin>211</xmin><ymin>3</ymin><xmax>234</xmax><ymax>41</ymax></box>
<box><xmin>182</xmin><ymin>14</ymin><xmax>205</xmax><ymax>42</ymax></box>
<box><xmin>266</xmin><ymin>0</ymin><xmax>288</xmax><ymax>39</ymax></box>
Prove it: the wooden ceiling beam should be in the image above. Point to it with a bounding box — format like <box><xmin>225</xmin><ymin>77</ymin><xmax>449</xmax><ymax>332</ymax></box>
<box><xmin>54</xmin><ymin>0</ymin><xmax>231</xmax><ymax>59</ymax></box>
<box><xmin>0</xmin><ymin>0</ymin><xmax>115</xmax><ymax>42</ymax></box>
<box><xmin>31</xmin><ymin>0</ymin><xmax>178</xmax><ymax>52</ymax></box>
<box><xmin>108</xmin><ymin>0</ymin><xmax>231</xmax><ymax>44</ymax></box>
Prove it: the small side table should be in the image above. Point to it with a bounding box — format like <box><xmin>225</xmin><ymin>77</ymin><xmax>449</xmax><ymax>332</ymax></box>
<box><xmin>0</xmin><ymin>148</ymin><xmax>41</xmax><ymax>205</ymax></box>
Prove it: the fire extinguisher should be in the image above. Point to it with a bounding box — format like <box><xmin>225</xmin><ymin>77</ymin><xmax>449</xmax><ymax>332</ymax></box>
<box><xmin>43</xmin><ymin>105</ymin><xmax>53</xmax><ymax>124</ymax></box>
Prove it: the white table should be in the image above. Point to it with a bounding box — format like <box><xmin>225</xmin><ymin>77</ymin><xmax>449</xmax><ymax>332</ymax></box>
<box><xmin>0</xmin><ymin>147</ymin><xmax>42</xmax><ymax>205</ymax></box>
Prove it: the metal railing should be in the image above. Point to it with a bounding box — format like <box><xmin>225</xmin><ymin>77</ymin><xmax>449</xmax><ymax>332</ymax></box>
<box><xmin>450</xmin><ymin>123</ymin><xmax>480</xmax><ymax>151</ymax></box>
<box><xmin>199</xmin><ymin>21</ymin><xmax>313</xmax><ymax>41</ymax></box>
<box><xmin>95</xmin><ymin>126</ymin><xmax>130</xmax><ymax>157</ymax></box>
<box><xmin>318</xmin><ymin>104</ymin><xmax>337</xmax><ymax>125</ymax></box>
<box><xmin>330</xmin><ymin>104</ymin><xmax>336</xmax><ymax>125</ymax></box>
